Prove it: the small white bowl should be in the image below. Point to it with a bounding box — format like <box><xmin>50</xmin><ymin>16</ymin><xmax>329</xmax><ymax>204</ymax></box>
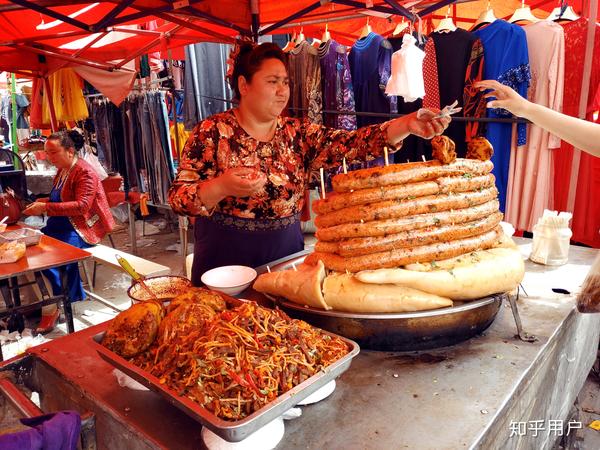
<box><xmin>201</xmin><ymin>265</ymin><xmax>257</xmax><ymax>296</ymax></box>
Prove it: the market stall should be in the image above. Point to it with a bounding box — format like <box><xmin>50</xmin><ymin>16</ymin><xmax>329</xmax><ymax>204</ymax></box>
<box><xmin>0</xmin><ymin>1</ymin><xmax>599</xmax><ymax>448</ymax></box>
<box><xmin>0</xmin><ymin>239</ymin><xmax>597</xmax><ymax>449</ymax></box>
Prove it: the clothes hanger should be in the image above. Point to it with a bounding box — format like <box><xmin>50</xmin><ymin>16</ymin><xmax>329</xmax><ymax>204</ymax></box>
<box><xmin>547</xmin><ymin>0</ymin><xmax>579</xmax><ymax>21</ymax></box>
<box><xmin>282</xmin><ymin>31</ymin><xmax>297</xmax><ymax>52</ymax></box>
<box><xmin>296</xmin><ymin>27</ymin><xmax>306</xmax><ymax>44</ymax></box>
<box><xmin>359</xmin><ymin>17</ymin><xmax>372</xmax><ymax>39</ymax></box>
<box><xmin>508</xmin><ymin>0</ymin><xmax>541</xmax><ymax>23</ymax></box>
<box><xmin>473</xmin><ymin>0</ymin><xmax>497</xmax><ymax>28</ymax></box>
<box><xmin>435</xmin><ymin>6</ymin><xmax>457</xmax><ymax>32</ymax></box>
<box><xmin>322</xmin><ymin>23</ymin><xmax>331</xmax><ymax>42</ymax></box>
<box><xmin>393</xmin><ymin>17</ymin><xmax>409</xmax><ymax>36</ymax></box>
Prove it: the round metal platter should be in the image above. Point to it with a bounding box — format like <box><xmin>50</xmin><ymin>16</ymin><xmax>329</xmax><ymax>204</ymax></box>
<box><xmin>269</xmin><ymin>294</ymin><xmax>505</xmax><ymax>351</ymax></box>
<box><xmin>262</xmin><ymin>252</ymin><xmax>505</xmax><ymax>351</ymax></box>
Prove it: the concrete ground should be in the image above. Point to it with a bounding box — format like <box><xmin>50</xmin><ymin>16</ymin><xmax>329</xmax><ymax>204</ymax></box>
<box><xmin>1</xmin><ymin>214</ymin><xmax>600</xmax><ymax>448</ymax></box>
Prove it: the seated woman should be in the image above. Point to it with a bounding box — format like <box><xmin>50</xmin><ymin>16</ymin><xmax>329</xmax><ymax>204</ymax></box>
<box><xmin>23</xmin><ymin>130</ymin><xmax>114</xmax><ymax>333</ymax></box>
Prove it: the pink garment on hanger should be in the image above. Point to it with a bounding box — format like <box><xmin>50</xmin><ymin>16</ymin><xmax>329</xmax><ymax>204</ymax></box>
<box><xmin>505</xmin><ymin>20</ymin><xmax>565</xmax><ymax>232</ymax></box>
<box><xmin>72</xmin><ymin>66</ymin><xmax>136</xmax><ymax>106</ymax></box>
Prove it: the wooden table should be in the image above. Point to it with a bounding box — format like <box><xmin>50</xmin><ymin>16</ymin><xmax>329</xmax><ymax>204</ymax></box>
<box><xmin>0</xmin><ymin>226</ymin><xmax>91</xmax><ymax>360</ymax></box>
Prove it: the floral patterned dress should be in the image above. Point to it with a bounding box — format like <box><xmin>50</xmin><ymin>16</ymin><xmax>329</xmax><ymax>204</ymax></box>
<box><xmin>169</xmin><ymin>109</ymin><xmax>399</xmax><ymax>283</ymax></box>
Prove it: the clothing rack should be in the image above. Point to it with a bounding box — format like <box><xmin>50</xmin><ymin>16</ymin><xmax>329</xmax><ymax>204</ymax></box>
<box><xmin>189</xmin><ymin>93</ymin><xmax>531</xmax><ymax>125</ymax></box>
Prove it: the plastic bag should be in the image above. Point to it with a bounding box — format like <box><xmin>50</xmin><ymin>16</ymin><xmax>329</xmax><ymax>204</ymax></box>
<box><xmin>577</xmin><ymin>252</ymin><xmax>600</xmax><ymax>313</ymax></box>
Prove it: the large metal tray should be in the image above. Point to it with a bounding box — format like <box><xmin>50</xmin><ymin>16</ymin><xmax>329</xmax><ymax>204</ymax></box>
<box><xmin>91</xmin><ymin>326</ymin><xmax>359</xmax><ymax>442</ymax></box>
<box><xmin>262</xmin><ymin>253</ymin><xmax>505</xmax><ymax>351</ymax></box>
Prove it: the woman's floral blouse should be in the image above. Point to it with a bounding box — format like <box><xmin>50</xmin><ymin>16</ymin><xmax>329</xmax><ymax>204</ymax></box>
<box><xmin>168</xmin><ymin>109</ymin><xmax>401</xmax><ymax>219</ymax></box>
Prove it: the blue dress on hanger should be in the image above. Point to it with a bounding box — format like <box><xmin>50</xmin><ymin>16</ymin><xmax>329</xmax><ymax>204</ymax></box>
<box><xmin>42</xmin><ymin>181</ymin><xmax>91</xmax><ymax>303</ymax></box>
<box><xmin>474</xmin><ymin>20</ymin><xmax>530</xmax><ymax>212</ymax></box>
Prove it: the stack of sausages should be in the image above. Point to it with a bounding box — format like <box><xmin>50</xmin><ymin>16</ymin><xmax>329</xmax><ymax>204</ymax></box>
<box><xmin>305</xmin><ymin>158</ymin><xmax>504</xmax><ymax>273</ymax></box>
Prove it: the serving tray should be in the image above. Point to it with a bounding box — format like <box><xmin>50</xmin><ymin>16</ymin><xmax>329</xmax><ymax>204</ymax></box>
<box><xmin>92</xmin><ymin>327</ymin><xmax>359</xmax><ymax>442</ymax></box>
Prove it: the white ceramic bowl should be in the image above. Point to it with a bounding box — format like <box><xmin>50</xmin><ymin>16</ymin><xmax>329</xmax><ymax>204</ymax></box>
<box><xmin>201</xmin><ymin>265</ymin><xmax>257</xmax><ymax>296</ymax></box>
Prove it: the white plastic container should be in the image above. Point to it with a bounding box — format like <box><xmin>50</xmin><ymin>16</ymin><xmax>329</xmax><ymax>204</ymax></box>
<box><xmin>530</xmin><ymin>211</ymin><xmax>573</xmax><ymax>266</ymax></box>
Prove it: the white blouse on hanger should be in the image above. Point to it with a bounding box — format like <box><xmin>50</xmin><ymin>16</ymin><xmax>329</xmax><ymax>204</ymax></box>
<box><xmin>385</xmin><ymin>34</ymin><xmax>425</xmax><ymax>102</ymax></box>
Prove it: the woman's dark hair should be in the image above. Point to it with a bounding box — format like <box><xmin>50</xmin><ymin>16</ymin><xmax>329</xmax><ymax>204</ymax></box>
<box><xmin>230</xmin><ymin>42</ymin><xmax>287</xmax><ymax>99</ymax></box>
<box><xmin>47</xmin><ymin>130</ymin><xmax>84</xmax><ymax>152</ymax></box>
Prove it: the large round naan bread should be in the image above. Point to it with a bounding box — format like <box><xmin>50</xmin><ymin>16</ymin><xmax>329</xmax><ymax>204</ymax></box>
<box><xmin>356</xmin><ymin>247</ymin><xmax>524</xmax><ymax>300</ymax></box>
<box><xmin>323</xmin><ymin>273</ymin><xmax>452</xmax><ymax>313</ymax></box>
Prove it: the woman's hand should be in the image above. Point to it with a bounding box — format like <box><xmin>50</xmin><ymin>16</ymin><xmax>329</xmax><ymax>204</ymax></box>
<box><xmin>386</xmin><ymin>109</ymin><xmax>451</xmax><ymax>145</ymax></box>
<box><xmin>199</xmin><ymin>167</ymin><xmax>267</xmax><ymax>210</ymax></box>
<box><xmin>217</xmin><ymin>167</ymin><xmax>267</xmax><ymax>198</ymax></box>
<box><xmin>406</xmin><ymin>109</ymin><xmax>451</xmax><ymax>139</ymax></box>
<box><xmin>475</xmin><ymin>80</ymin><xmax>530</xmax><ymax>116</ymax></box>
<box><xmin>23</xmin><ymin>202</ymin><xmax>47</xmax><ymax>216</ymax></box>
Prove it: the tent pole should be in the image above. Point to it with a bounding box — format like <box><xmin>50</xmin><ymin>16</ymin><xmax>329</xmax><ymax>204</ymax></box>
<box><xmin>382</xmin><ymin>0</ymin><xmax>416</xmax><ymax>21</ymax></box>
<box><xmin>250</xmin><ymin>0</ymin><xmax>260</xmax><ymax>41</ymax></box>
<box><xmin>9</xmin><ymin>73</ymin><xmax>18</xmax><ymax>153</ymax></box>
<box><xmin>566</xmin><ymin>0</ymin><xmax>598</xmax><ymax>214</ymax></box>
<box><xmin>42</xmin><ymin>77</ymin><xmax>58</xmax><ymax>132</ymax></box>
<box><xmin>259</xmin><ymin>2</ymin><xmax>322</xmax><ymax>36</ymax></box>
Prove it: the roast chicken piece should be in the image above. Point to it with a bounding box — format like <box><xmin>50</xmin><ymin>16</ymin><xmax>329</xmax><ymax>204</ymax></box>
<box><xmin>166</xmin><ymin>287</ymin><xmax>226</xmax><ymax>314</ymax></box>
<box><xmin>466</xmin><ymin>136</ymin><xmax>494</xmax><ymax>161</ymax></box>
<box><xmin>158</xmin><ymin>303</ymin><xmax>218</xmax><ymax>344</ymax></box>
<box><xmin>102</xmin><ymin>301</ymin><xmax>164</xmax><ymax>358</ymax></box>
<box><xmin>431</xmin><ymin>135</ymin><xmax>457</xmax><ymax>165</ymax></box>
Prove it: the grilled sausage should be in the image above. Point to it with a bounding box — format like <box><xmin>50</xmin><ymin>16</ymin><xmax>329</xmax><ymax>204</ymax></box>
<box><xmin>315</xmin><ymin>200</ymin><xmax>500</xmax><ymax>242</ymax></box>
<box><xmin>312</xmin><ymin>181</ymin><xmax>440</xmax><ymax>215</ymax></box>
<box><xmin>305</xmin><ymin>226</ymin><xmax>504</xmax><ymax>272</ymax></box>
<box><xmin>314</xmin><ymin>187</ymin><xmax>498</xmax><ymax>228</ymax></box>
<box><xmin>331</xmin><ymin>159</ymin><xmax>494</xmax><ymax>193</ymax></box>
<box><xmin>312</xmin><ymin>174</ymin><xmax>495</xmax><ymax>215</ymax></box>
<box><xmin>315</xmin><ymin>212</ymin><xmax>503</xmax><ymax>257</ymax></box>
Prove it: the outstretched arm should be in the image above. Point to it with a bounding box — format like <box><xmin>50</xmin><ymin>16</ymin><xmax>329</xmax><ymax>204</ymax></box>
<box><xmin>476</xmin><ymin>80</ymin><xmax>600</xmax><ymax>157</ymax></box>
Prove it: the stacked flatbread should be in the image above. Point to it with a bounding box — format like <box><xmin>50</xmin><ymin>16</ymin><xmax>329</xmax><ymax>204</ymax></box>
<box><xmin>255</xmin><ymin>139</ymin><xmax>524</xmax><ymax>313</ymax></box>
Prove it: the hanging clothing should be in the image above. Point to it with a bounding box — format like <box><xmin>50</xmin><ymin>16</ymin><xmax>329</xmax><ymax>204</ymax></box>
<box><xmin>318</xmin><ymin>39</ymin><xmax>357</xmax><ymax>131</ymax></box>
<box><xmin>42</xmin><ymin>69</ymin><xmax>89</xmax><ymax>123</ymax></box>
<box><xmin>385</xmin><ymin>34</ymin><xmax>425</xmax><ymax>102</ymax></box>
<box><xmin>474</xmin><ymin>20</ymin><xmax>530</xmax><ymax>212</ymax></box>
<box><xmin>463</xmin><ymin>39</ymin><xmax>487</xmax><ymax>141</ymax></box>
<box><xmin>349</xmin><ymin>32</ymin><xmax>396</xmax><ymax>128</ymax></box>
<box><xmin>387</xmin><ymin>33</ymin><xmax>435</xmax><ymax>163</ymax></box>
<box><xmin>170</xmin><ymin>122</ymin><xmax>190</xmax><ymax>157</ymax></box>
<box><xmin>506</xmin><ymin>21</ymin><xmax>564</xmax><ymax>232</ymax></box>
<box><xmin>183</xmin><ymin>43</ymin><xmax>233</xmax><ymax>130</ymax></box>
<box><xmin>288</xmin><ymin>41</ymin><xmax>323</xmax><ymax>124</ymax></box>
<box><xmin>89</xmin><ymin>92</ymin><xmax>175</xmax><ymax>204</ymax></box>
<box><xmin>422</xmin><ymin>39</ymin><xmax>440</xmax><ymax>110</ymax></box>
<box><xmin>554</xmin><ymin>18</ymin><xmax>600</xmax><ymax>247</ymax></box>
<box><xmin>431</xmin><ymin>28</ymin><xmax>486</xmax><ymax>157</ymax></box>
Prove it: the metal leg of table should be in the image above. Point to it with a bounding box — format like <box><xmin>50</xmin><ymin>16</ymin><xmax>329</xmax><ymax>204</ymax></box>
<box><xmin>58</xmin><ymin>267</ymin><xmax>75</xmax><ymax>334</ymax></box>
<box><xmin>128</xmin><ymin>202</ymin><xmax>137</xmax><ymax>256</ymax></box>
<box><xmin>9</xmin><ymin>276</ymin><xmax>21</xmax><ymax>308</ymax></box>
<box><xmin>178</xmin><ymin>216</ymin><xmax>188</xmax><ymax>274</ymax></box>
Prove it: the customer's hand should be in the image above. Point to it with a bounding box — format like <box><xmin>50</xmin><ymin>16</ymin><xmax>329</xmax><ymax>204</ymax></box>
<box><xmin>476</xmin><ymin>80</ymin><xmax>530</xmax><ymax>116</ymax></box>
<box><xmin>23</xmin><ymin>202</ymin><xmax>47</xmax><ymax>216</ymax></box>
<box><xmin>217</xmin><ymin>167</ymin><xmax>267</xmax><ymax>198</ymax></box>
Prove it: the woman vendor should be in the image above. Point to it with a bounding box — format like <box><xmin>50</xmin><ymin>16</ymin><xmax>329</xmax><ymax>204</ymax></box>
<box><xmin>23</xmin><ymin>130</ymin><xmax>114</xmax><ymax>333</ymax></box>
<box><xmin>168</xmin><ymin>42</ymin><xmax>450</xmax><ymax>286</ymax></box>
